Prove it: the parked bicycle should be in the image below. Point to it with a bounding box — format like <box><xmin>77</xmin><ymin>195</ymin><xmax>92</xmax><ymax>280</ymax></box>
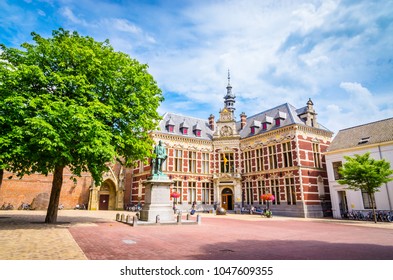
<box><xmin>18</xmin><ymin>202</ymin><xmax>31</xmax><ymax>210</ymax></box>
<box><xmin>126</xmin><ymin>203</ymin><xmax>142</xmax><ymax>212</ymax></box>
<box><xmin>342</xmin><ymin>210</ymin><xmax>392</xmax><ymax>222</ymax></box>
<box><xmin>1</xmin><ymin>202</ymin><xmax>14</xmax><ymax>210</ymax></box>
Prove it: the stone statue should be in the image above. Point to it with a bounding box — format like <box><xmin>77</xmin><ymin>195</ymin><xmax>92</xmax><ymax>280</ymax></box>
<box><xmin>151</xmin><ymin>140</ymin><xmax>167</xmax><ymax>176</ymax></box>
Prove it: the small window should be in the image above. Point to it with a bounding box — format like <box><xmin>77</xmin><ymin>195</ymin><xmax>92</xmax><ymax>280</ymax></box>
<box><xmin>358</xmin><ymin>137</ymin><xmax>370</xmax><ymax>145</ymax></box>
<box><xmin>182</xmin><ymin>128</ymin><xmax>188</xmax><ymax>135</ymax></box>
<box><xmin>275</xmin><ymin>119</ymin><xmax>280</xmax><ymax>126</ymax></box>
<box><xmin>262</xmin><ymin>123</ymin><xmax>267</xmax><ymax>130</ymax></box>
<box><xmin>251</xmin><ymin>127</ymin><xmax>256</xmax><ymax>134</ymax></box>
<box><xmin>195</xmin><ymin>130</ymin><xmax>201</xmax><ymax>137</ymax></box>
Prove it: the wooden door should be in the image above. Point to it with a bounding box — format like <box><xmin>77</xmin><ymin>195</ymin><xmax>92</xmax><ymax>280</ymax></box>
<box><xmin>99</xmin><ymin>194</ymin><xmax>109</xmax><ymax>210</ymax></box>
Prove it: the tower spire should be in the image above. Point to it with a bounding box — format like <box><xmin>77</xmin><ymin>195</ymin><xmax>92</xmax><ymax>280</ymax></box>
<box><xmin>224</xmin><ymin>69</ymin><xmax>235</xmax><ymax>112</ymax></box>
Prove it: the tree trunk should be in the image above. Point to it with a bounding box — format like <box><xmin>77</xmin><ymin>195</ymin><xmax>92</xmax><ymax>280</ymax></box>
<box><xmin>370</xmin><ymin>192</ymin><xmax>377</xmax><ymax>224</ymax></box>
<box><xmin>45</xmin><ymin>165</ymin><xmax>64</xmax><ymax>223</ymax></box>
<box><xmin>0</xmin><ymin>169</ymin><xmax>3</xmax><ymax>188</ymax></box>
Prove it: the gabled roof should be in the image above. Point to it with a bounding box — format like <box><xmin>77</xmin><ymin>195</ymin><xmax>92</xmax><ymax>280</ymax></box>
<box><xmin>327</xmin><ymin>117</ymin><xmax>393</xmax><ymax>152</ymax></box>
<box><xmin>157</xmin><ymin>112</ymin><xmax>214</xmax><ymax>140</ymax></box>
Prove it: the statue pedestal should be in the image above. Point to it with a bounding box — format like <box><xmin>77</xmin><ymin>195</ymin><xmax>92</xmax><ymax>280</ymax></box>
<box><xmin>139</xmin><ymin>176</ymin><xmax>174</xmax><ymax>223</ymax></box>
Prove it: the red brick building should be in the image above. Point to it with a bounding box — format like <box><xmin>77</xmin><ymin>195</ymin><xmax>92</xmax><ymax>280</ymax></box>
<box><xmin>130</xmin><ymin>75</ymin><xmax>333</xmax><ymax>217</ymax></box>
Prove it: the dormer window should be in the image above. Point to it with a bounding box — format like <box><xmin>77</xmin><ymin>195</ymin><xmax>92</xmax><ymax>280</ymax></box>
<box><xmin>261</xmin><ymin>114</ymin><xmax>273</xmax><ymax>131</ymax></box>
<box><xmin>193</xmin><ymin>122</ymin><xmax>202</xmax><ymax>137</ymax></box>
<box><xmin>274</xmin><ymin>110</ymin><xmax>286</xmax><ymax>127</ymax></box>
<box><xmin>180</xmin><ymin>119</ymin><xmax>189</xmax><ymax>135</ymax></box>
<box><xmin>167</xmin><ymin>125</ymin><xmax>174</xmax><ymax>133</ymax></box>
<box><xmin>166</xmin><ymin>117</ymin><xmax>175</xmax><ymax>133</ymax></box>
<box><xmin>250</xmin><ymin>120</ymin><xmax>260</xmax><ymax>135</ymax></box>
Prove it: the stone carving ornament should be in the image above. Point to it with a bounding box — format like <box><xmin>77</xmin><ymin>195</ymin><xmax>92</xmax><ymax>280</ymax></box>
<box><xmin>220</xmin><ymin>126</ymin><xmax>232</xmax><ymax>137</ymax></box>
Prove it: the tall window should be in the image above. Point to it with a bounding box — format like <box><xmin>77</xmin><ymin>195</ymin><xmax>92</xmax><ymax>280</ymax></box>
<box><xmin>188</xmin><ymin>151</ymin><xmax>197</xmax><ymax>173</ymax></box>
<box><xmin>188</xmin><ymin>181</ymin><xmax>197</xmax><ymax>204</ymax></box>
<box><xmin>174</xmin><ymin>149</ymin><xmax>183</xmax><ymax>172</ymax></box>
<box><xmin>268</xmin><ymin>145</ymin><xmax>278</xmax><ymax>169</ymax></box>
<box><xmin>221</xmin><ymin>152</ymin><xmax>234</xmax><ymax>173</ymax></box>
<box><xmin>172</xmin><ymin>180</ymin><xmax>183</xmax><ymax>204</ymax></box>
<box><xmin>256</xmin><ymin>148</ymin><xmax>263</xmax><ymax>171</ymax></box>
<box><xmin>201</xmin><ymin>153</ymin><xmax>209</xmax><ymax>174</ymax></box>
<box><xmin>243</xmin><ymin>150</ymin><xmax>252</xmax><ymax>173</ymax></box>
<box><xmin>201</xmin><ymin>182</ymin><xmax>213</xmax><ymax>204</ymax></box>
<box><xmin>285</xmin><ymin>177</ymin><xmax>296</xmax><ymax>205</ymax></box>
<box><xmin>257</xmin><ymin>180</ymin><xmax>266</xmax><ymax>205</ymax></box>
<box><xmin>282</xmin><ymin>142</ymin><xmax>293</xmax><ymax>168</ymax></box>
<box><xmin>313</xmin><ymin>143</ymin><xmax>322</xmax><ymax>168</ymax></box>
<box><xmin>332</xmin><ymin>161</ymin><xmax>342</xmax><ymax>180</ymax></box>
<box><xmin>270</xmin><ymin>179</ymin><xmax>280</xmax><ymax>205</ymax></box>
<box><xmin>245</xmin><ymin>181</ymin><xmax>253</xmax><ymax>204</ymax></box>
<box><xmin>362</xmin><ymin>191</ymin><xmax>375</xmax><ymax>209</ymax></box>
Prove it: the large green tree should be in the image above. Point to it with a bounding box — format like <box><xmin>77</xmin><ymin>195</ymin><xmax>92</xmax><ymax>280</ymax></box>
<box><xmin>338</xmin><ymin>152</ymin><xmax>393</xmax><ymax>223</ymax></box>
<box><xmin>0</xmin><ymin>29</ymin><xmax>163</xmax><ymax>223</ymax></box>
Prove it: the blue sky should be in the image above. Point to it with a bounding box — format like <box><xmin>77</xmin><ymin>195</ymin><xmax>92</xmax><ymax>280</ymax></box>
<box><xmin>1</xmin><ymin>0</ymin><xmax>392</xmax><ymax>135</ymax></box>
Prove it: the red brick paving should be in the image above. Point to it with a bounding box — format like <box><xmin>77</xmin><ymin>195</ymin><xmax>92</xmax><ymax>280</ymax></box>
<box><xmin>68</xmin><ymin>217</ymin><xmax>393</xmax><ymax>260</ymax></box>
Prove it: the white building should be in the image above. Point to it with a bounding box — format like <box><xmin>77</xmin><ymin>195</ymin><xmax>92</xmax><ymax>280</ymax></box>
<box><xmin>325</xmin><ymin>117</ymin><xmax>393</xmax><ymax>219</ymax></box>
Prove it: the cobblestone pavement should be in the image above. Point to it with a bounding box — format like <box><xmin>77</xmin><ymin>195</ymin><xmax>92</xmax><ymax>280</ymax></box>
<box><xmin>1</xmin><ymin>210</ymin><xmax>392</xmax><ymax>260</ymax></box>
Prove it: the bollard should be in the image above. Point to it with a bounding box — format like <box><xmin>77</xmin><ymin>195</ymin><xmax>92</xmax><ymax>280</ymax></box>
<box><xmin>116</xmin><ymin>213</ymin><xmax>120</xmax><ymax>221</ymax></box>
<box><xmin>121</xmin><ymin>214</ymin><xmax>125</xmax><ymax>222</ymax></box>
<box><xmin>126</xmin><ymin>215</ymin><xmax>131</xmax><ymax>223</ymax></box>
<box><xmin>186</xmin><ymin>213</ymin><xmax>190</xmax><ymax>220</ymax></box>
<box><xmin>156</xmin><ymin>215</ymin><xmax>160</xmax><ymax>224</ymax></box>
<box><xmin>136</xmin><ymin>212</ymin><xmax>140</xmax><ymax>220</ymax></box>
<box><xmin>132</xmin><ymin>215</ymin><xmax>138</xmax><ymax>227</ymax></box>
<box><xmin>196</xmin><ymin>214</ymin><xmax>201</xmax><ymax>225</ymax></box>
<box><xmin>177</xmin><ymin>213</ymin><xmax>182</xmax><ymax>224</ymax></box>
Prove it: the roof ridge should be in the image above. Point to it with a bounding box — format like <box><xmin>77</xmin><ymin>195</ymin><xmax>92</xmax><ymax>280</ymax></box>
<box><xmin>338</xmin><ymin>117</ymin><xmax>393</xmax><ymax>132</ymax></box>
<box><xmin>164</xmin><ymin>112</ymin><xmax>210</xmax><ymax>123</ymax></box>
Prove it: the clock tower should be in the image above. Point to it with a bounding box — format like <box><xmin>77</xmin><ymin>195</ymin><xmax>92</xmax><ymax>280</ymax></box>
<box><xmin>212</xmin><ymin>71</ymin><xmax>242</xmax><ymax>212</ymax></box>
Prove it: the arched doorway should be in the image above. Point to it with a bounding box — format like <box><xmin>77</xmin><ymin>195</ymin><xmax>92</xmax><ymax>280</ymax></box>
<box><xmin>98</xmin><ymin>180</ymin><xmax>116</xmax><ymax>210</ymax></box>
<box><xmin>221</xmin><ymin>188</ymin><xmax>233</xmax><ymax>210</ymax></box>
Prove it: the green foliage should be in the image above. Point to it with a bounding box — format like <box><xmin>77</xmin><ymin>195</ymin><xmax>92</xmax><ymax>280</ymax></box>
<box><xmin>0</xmin><ymin>28</ymin><xmax>163</xmax><ymax>184</ymax></box>
<box><xmin>338</xmin><ymin>152</ymin><xmax>393</xmax><ymax>194</ymax></box>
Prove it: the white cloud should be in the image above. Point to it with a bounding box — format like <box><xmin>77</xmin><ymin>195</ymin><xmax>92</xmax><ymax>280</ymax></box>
<box><xmin>37</xmin><ymin>9</ymin><xmax>46</xmax><ymax>17</ymax></box>
<box><xmin>60</xmin><ymin>7</ymin><xmax>89</xmax><ymax>26</ymax></box>
<box><xmin>110</xmin><ymin>18</ymin><xmax>141</xmax><ymax>34</ymax></box>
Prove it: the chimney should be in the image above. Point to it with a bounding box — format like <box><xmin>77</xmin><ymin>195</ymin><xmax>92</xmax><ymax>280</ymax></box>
<box><xmin>208</xmin><ymin>114</ymin><xmax>215</xmax><ymax>130</ymax></box>
<box><xmin>240</xmin><ymin>112</ymin><xmax>247</xmax><ymax>129</ymax></box>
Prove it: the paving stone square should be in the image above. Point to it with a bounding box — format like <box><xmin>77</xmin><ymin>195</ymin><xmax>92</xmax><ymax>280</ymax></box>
<box><xmin>1</xmin><ymin>210</ymin><xmax>393</xmax><ymax>260</ymax></box>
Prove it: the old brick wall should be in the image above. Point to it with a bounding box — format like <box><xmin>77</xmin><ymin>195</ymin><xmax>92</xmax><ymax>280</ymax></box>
<box><xmin>0</xmin><ymin>168</ymin><xmax>92</xmax><ymax>210</ymax></box>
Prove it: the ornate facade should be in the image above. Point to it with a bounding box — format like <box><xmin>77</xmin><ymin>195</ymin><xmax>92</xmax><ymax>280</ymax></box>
<box><xmin>130</xmin><ymin>74</ymin><xmax>333</xmax><ymax>217</ymax></box>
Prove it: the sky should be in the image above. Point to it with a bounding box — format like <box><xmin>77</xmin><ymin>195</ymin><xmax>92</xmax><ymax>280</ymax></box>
<box><xmin>1</xmin><ymin>0</ymin><xmax>392</xmax><ymax>135</ymax></box>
